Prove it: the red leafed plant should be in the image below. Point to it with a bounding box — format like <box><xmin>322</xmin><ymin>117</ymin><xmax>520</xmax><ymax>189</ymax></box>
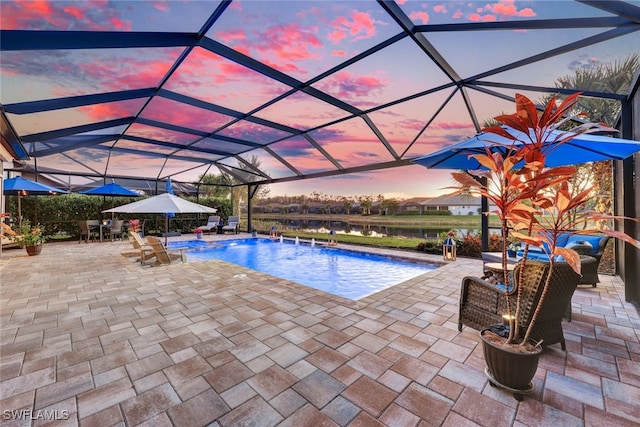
<box><xmin>449</xmin><ymin>92</ymin><xmax>640</xmax><ymax>345</ymax></box>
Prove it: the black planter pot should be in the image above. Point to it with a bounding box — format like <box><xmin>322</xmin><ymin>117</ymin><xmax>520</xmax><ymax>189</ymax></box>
<box><xmin>480</xmin><ymin>328</ymin><xmax>542</xmax><ymax>400</ymax></box>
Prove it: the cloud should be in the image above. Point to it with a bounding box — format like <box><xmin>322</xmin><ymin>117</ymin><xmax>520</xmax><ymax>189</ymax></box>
<box><xmin>255</xmin><ymin>23</ymin><xmax>323</xmax><ymax>61</ymax></box>
<box><xmin>467</xmin><ymin>0</ymin><xmax>536</xmax><ymax>22</ymax></box>
<box><xmin>487</xmin><ymin>0</ymin><xmax>518</xmax><ymax>16</ymax></box>
<box><xmin>469</xmin><ymin>13</ymin><xmax>497</xmax><ymax>22</ymax></box>
<box><xmin>409</xmin><ymin>11</ymin><xmax>430</xmax><ymax>25</ymax></box>
<box><xmin>332</xmin><ymin>50</ymin><xmax>348</xmax><ymax>57</ymax></box>
<box><xmin>173</xmin><ymin>48</ymin><xmax>257</xmax><ymax>88</ymax></box>
<box><xmin>317</xmin><ymin>70</ymin><xmax>389</xmax><ymax>100</ymax></box>
<box><xmin>518</xmin><ymin>8</ymin><xmax>536</xmax><ymax>18</ymax></box>
<box><xmin>433</xmin><ymin>121</ymin><xmax>476</xmax><ymax>130</ymax></box>
<box><xmin>140</xmin><ymin>97</ymin><xmax>233</xmax><ymax>133</ymax></box>
<box><xmin>218</xmin><ymin>22</ymin><xmax>322</xmax><ymax>75</ymax></box>
<box><xmin>83</xmin><ymin>99</ymin><xmax>144</xmax><ymax>122</ymax></box>
<box><xmin>329</xmin><ymin>10</ymin><xmax>380</xmax><ymax>44</ymax></box>
<box><xmin>219</xmin><ymin>121</ymin><xmax>290</xmax><ymax>144</ymax></box>
<box><xmin>216</xmin><ymin>29</ymin><xmax>247</xmax><ymax>44</ymax></box>
<box><xmin>309</xmin><ymin>127</ymin><xmax>346</xmax><ymax>144</ymax></box>
<box><xmin>433</xmin><ymin>5</ymin><xmax>447</xmax><ymax>14</ymax></box>
<box><xmin>271</xmin><ymin>138</ymin><xmax>317</xmax><ymax>157</ymax></box>
<box><xmin>77</xmin><ymin>54</ymin><xmax>172</xmax><ymax>90</ymax></box>
<box><xmin>0</xmin><ymin>1</ymin><xmax>132</xmax><ymax>30</ymax></box>
<box><xmin>396</xmin><ymin>117</ymin><xmax>427</xmax><ymax>132</ymax></box>
<box><xmin>327</xmin><ymin>30</ymin><xmax>347</xmax><ymax>44</ymax></box>
<box><xmin>567</xmin><ymin>55</ymin><xmax>602</xmax><ymax>71</ymax></box>
<box><xmin>152</xmin><ymin>2</ymin><xmax>169</xmax><ymax>12</ymax></box>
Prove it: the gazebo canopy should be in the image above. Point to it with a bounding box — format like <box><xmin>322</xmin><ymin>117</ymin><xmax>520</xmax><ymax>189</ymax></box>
<box><xmin>1</xmin><ymin>0</ymin><xmax>639</xmax><ymax>190</ymax></box>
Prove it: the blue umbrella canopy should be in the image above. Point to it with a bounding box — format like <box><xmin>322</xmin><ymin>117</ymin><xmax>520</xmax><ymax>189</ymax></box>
<box><xmin>3</xmin><ymin>176</ymin><xmax>69</xmax><ymax>226</ymax></box>
<box><xmin>80</xmin><ymin>182</ymin><xmax>140</xmax><ymax>197</ymax></box>
<box><xmin>3</xmin><ymin>176</ymin><xmax>69</xmax><ymax>195</ymax></box>
<box><xmin>413</xmin><ymin>126</ymin><xmax>640</xmax><ymax>170</ymax></box>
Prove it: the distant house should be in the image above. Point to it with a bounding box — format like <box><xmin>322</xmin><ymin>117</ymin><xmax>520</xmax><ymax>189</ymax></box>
<box><xmin>306</xmin><ymin>202</ymin><xmax>325</xmax><ymax>214</ymax></box>
<box><xmin>398</xmin><ymin>197</ymin><xmax>431</xmax><ymax>215</ymax></box>
<box><xmin>420</xmin><ymin>195</ymin><xmax>481</xmax><ymax>215</ymax></box>
<box><xmin>286</xmin><ymin>203</ymin><xmax>301</xmax><ymax>214</ymax></box>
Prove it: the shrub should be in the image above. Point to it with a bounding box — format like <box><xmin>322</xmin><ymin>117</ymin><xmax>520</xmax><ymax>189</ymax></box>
<box><xmin>457</xmin><ymin>232</ymin><xmax>482</xmax><ymax>258</ymax></box>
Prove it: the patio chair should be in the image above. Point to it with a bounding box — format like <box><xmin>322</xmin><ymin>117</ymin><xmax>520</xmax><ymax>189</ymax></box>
<box><xmin>222</xmin><ymin>216</ymin><xmax>239</xmax><ymax>234</ymax></box>
<box><xmin>78</xmin><ymin>220</ymin><xmax>98</xmax><ymax>243</ymax></box>
<box><xmin>1</xmin><ymin>219</ymin><xmax>19</xmax><ymax>249</ymax></box>
<box><xmin>143</xmin><ymin>236</ymin><xmax>186</xmax><ymax>266</ymax></box>
<box><xmin>108</xmin><ymin>220</ymin><xmax>125</xmax><ymax>241</ymax></box>
<box><xmin>198</xmin><ymin>215</ymin><xmax>221</xmax><ymax>234</ymax></box>
<box><xmin>458</xmin><ymin>259</ymin><xmax>580</xmax><ymax>350</ymax></box>
<box><xmin>121</xmin><ymin>232</ymin><xmax>155</xmax><ymax>263</ymax></box>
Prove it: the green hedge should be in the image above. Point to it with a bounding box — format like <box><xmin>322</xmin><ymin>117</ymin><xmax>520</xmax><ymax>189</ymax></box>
<box><xmin>5</xmin><ymin>194</ymin><xmax>232</xmax><ymax>239</ymax></box>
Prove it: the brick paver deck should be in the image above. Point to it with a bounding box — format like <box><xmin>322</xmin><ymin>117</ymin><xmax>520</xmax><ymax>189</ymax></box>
<box><xmin>1</xmin><ymin>235</ymin><xmax>639</xmax><ymax>426</ymax></box>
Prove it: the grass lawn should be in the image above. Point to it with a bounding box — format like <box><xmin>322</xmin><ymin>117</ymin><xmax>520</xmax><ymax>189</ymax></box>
<box><xmin>253</xmin><ymin>213</ymin><xmax>499</xmax><ymax>229</ymax></box>
<box><xmin>251</xmin><ymin>213</ymin><xmax>497</xmax><ymax>253</ymax></box>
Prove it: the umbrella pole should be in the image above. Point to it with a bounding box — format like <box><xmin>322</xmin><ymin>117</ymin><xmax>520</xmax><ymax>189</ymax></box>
<box><xmin>17</xmin><ymin>194</ymin><xmax>22</xmax><ymax>228</ymax></box>
<box><xmin>165</xmin><ymin>215</ymin><xmax>169</xmax><ymax>246</ymax></box>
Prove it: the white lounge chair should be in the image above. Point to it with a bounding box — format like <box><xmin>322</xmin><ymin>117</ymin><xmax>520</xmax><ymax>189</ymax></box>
<box><xmin>222</xmin><ymin>216</ymin><xmax>239</xmax><ymax>234</ymax></box>
<box><xmin>198</xmin><ymin>215</ymin><xmax>221</xmax><ymax>234</ymax></box>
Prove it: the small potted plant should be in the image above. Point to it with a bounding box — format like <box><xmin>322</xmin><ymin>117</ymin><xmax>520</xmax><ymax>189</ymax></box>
<box><xmin>194</xmin><ymin>228</ymin><xmax>203</xmax><ymax>239</ymax></box>
<box><xmin>11</xmin><ymin>219</ymin><xmax>48</xmax><ymax>256</ymax></box>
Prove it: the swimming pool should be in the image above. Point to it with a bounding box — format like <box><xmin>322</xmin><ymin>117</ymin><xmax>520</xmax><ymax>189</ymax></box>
<box><xmin>170</xmin><ymin>238</ymin><xmax>438</xmax><ymax>300</ymax></box>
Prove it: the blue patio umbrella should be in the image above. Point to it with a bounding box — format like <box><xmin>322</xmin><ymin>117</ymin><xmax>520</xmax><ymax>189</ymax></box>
<box><xmin>413</xmin><ymin>126</ymin><xmax>640</xmax><ymax>170</ymax></box>
<box><xmin>3</xmin><ymin>176</ymin><xmax>69</xmax><ymax>226</ymax></box>
<box><xmin>80</xmin><ymin>182</ymin><xmax>140</xmax><ymax>197</ymax></box>
<box><xmin>81</xmin><ymin>182</ymin><xmax>141</xmax><ymax>220</ymax></box>
<box><xmin>412</xmin><ymin>126</ymin><xmax>640</xmax><ymax>253</ymax></box>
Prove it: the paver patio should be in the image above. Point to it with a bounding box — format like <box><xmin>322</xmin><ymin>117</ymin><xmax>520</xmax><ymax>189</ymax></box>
<box><xmin>1</xmin><ymin>235</ymin><xmax>639</xmax><ymax>426</ymax></box>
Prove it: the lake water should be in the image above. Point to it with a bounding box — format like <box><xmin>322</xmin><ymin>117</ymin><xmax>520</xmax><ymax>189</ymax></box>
<box><xmin>266</xmin><ymin>219</ymin><xmax>478</xmax><ymax>239</ymax></box>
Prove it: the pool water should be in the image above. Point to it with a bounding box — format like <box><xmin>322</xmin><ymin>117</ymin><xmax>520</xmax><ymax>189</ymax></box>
<box><xmin>169</xmin><ymin>238</ymin><xmax>437</xmax><ymax>300</ymax></box>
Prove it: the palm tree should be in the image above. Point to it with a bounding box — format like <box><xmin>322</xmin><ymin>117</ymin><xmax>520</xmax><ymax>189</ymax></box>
<box><xmin>197</xmin><ymin>173</ymin><xmax>230</xmax><ymax>198</ymax></box>
<box><xmin>541</xmin><ymin>54</ymin><xmax>639</xmax><ymax>210</ymax></box>
<box><xmin>199</xmin><ymin>156</ymin><xmax>270</xmax><ymax>217</ymax></box>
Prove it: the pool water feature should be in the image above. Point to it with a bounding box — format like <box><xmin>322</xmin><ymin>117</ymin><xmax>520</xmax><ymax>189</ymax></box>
<box><xmin>171</xmin><ymin>238</ymin><xmax>438</xmax><ymax>300</ymax></box>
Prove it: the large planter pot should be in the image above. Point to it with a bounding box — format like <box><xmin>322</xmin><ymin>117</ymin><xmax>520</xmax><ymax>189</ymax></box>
<box><xmin>25</xmin><ymin>244</ymin><xmax>43</xmax><ymax>256</ymax></box>
<box><xmin>480</xmin><ymin>328</ymin><xmax>542</xmax><ymax>400</ymax></box>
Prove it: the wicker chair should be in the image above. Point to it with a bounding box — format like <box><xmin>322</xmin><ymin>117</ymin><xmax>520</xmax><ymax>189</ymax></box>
<box><xmin>459</xmin><ymin>260</ymin><xmax>581</xmax><ymax>350</ymax></box>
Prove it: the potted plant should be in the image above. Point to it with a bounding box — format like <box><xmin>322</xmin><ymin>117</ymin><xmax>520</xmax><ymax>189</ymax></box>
<box><xmin>10</xmin><ymin>219</ymin><xmax>48</xmax><ymax>256</ymax></box>
<box><xmin>194</xmin><ymin>228</ymin><xmax>203</xmax><ymax>239</ymax></box>
<box><xmin>450</xmin><ymin>92</ymin><xmax>640</xmax><ymax>398</ymax></box>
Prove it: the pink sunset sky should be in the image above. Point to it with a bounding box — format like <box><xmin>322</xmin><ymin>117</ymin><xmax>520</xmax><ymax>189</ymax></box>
<box><xmin>1</xmin><ymin>0</ymin><xmax>635</xmax><ymax>198</ymax></box>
